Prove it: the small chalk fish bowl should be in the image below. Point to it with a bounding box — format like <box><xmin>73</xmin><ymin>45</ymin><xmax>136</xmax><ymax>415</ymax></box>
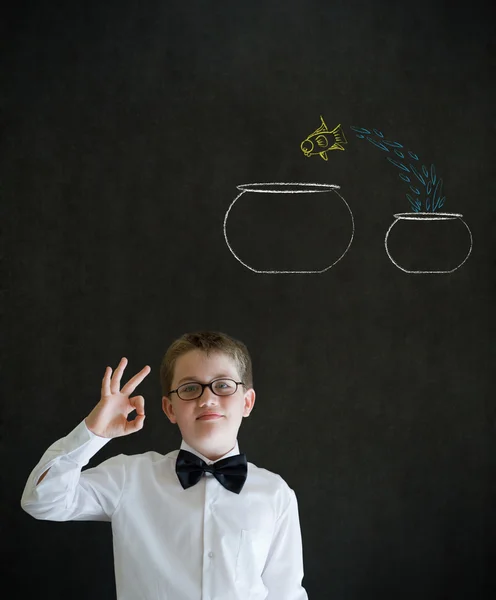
<box><xmin>223</xmin><ymin>182</ymin><xmax>355</xmax><ymax>274</ymax></box>
<box><xmin>384</xmin><ymin>212</ymin><xmax>473</xmax><ymax>274</ymax></box>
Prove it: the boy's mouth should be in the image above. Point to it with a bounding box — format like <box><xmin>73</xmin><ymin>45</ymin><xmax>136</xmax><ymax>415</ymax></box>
<box><xmin>197</xmin><ymin>413</ymin><xmax>223</xmax><ymax>420</ymax></box>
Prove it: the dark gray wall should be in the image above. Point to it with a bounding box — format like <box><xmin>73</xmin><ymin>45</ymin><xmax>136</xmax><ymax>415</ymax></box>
<box><xmin>3</xmin><ymin>0</ymin><xmax>495</xmax><ymax>598</ymax></box>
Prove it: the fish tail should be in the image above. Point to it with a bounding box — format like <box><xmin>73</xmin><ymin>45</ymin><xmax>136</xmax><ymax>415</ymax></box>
<box><xmin>329</xmin><ymin>123</ymin><xmax>348</xmax><ymax>146</ymax></box>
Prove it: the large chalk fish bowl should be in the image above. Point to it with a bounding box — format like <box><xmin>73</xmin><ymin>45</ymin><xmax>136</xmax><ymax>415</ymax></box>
<box><xmin>385</xmin><ymin>212</ymin><xmax>473</xmax><ymax>273</ymax></box>
<box><xmin>223</xmin><ymin>182</ymin><xmax>355</xmax><ymax>274</ymax></box>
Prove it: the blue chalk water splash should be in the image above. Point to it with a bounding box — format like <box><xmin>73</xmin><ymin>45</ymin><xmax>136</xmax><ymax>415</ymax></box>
<box><xmin>350</xmin><ymin>126</ymin><xmax>445</xmax><ymax>213</ymax></box>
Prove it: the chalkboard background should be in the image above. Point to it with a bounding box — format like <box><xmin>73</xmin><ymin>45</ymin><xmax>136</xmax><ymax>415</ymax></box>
<box><xmin>3</xmin><ymin>1</ymin><xmax>495</xmax><ymax>598</ymax></box>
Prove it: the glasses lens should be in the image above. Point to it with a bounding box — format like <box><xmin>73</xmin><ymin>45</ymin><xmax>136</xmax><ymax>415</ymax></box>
<box><xmin>212</xmin><ymin>379</ymin><xmax>237</xmax><ymax>395</ymax></box>
<box><xmin>177</xmin><ymin>383</ymin><xmax>202</xmax><ymax>400</ymax></box>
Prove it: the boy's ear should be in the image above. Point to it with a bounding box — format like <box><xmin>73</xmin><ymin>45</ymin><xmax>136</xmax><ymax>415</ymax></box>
<box><xmin>243</xmin><ymin>388</ymin><xmax>256</xmax><ymax>417</ymax></box>
<box><xmin>162</xmin><ymin>396</ymin><xmax>177</xmax><ymax>423</ymax></box>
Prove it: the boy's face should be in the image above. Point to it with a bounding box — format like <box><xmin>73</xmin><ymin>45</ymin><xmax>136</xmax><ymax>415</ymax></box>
<box><xmin>162</xmin><ymin>349</ymin><xmax>255</xmax><ymax>460</ymax></box>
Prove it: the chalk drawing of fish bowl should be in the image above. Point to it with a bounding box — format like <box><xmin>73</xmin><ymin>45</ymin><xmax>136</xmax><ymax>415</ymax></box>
<box><xmin>223</xmin><ymin>182</ymin><xmax>354</xmax><ymax>273</ymax></box>
<box><xmin>384</xmin><ymin>212</ymin><xmax>473</xmax><ymax>274</ymax></box>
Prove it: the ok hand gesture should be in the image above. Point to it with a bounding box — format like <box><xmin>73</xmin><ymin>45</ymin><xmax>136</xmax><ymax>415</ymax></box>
<box><xmin>85</xmin><ymin>358</ymin><xmax>151</xmax><ymax>438</ymax></box>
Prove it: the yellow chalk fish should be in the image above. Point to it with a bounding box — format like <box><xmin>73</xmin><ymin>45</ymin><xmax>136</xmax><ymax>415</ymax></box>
<box><xmin>301</xmin><ymin>116</ymin><xmax>348</xmax><ymax>160</ymax></box>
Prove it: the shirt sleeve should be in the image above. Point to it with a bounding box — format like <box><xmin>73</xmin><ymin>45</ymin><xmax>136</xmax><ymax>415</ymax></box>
<box><xmin>20</xmin><ymin>419</ymin><xmax>126</xmax><ymax>522</ymax></box>
<box><xmin>262</xmin><ymin>485</ymin><xmax>309</xmax><ymax>599</ymax></box>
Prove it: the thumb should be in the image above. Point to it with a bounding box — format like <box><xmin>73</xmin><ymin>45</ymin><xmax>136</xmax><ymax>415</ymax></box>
<box><xmin>127</xmin><ymin>413</ymin><xmax>145</xmax><ymax>433</ymax></box>
<box><xmin>129</xmin><ymin>395</ymin><xmax>145</xmax><ymax>415</ymax></box>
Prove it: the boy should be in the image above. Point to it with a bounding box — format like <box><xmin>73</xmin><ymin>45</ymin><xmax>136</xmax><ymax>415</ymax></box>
<box><xmin>21</xmin><ymin>331</ymin><xmax>309</xmax><ymax>599</ymax></box>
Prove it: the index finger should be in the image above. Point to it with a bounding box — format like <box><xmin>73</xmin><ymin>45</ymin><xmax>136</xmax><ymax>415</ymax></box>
<box><xmin>121</xmin><ymin>365</ymin><xmax>152</xmax><ymax>396</ymax></box>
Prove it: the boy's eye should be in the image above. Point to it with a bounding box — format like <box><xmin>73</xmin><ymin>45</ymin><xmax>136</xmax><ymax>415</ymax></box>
<box><xmin>213</xmin><ymin>379</ymin><xmax>234</xmax><ymax>390</ymax></box>
<box><xmin>183</xmin><ymin>384</ymin><xmax>200</xmax><ymax>393</ymax></box>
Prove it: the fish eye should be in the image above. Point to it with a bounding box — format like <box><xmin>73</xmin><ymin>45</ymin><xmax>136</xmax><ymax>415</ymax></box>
<box><xmin>301</xmin><ymin>139</ymin><xmax>313</xmax><ymax>153</ymax></box>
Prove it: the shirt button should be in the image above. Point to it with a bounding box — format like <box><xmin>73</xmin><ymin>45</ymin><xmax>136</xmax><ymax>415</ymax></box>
<box><xmin>208</xmin><ymin>551</ymin><xmax>214</xmax><ymax>558</ymax></box>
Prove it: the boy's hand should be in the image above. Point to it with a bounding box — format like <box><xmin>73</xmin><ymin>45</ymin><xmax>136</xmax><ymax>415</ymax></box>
<box><xmin>85</xmin><ymin>358</ymin><xmax>151</xmax><ymax>438</ymax></box>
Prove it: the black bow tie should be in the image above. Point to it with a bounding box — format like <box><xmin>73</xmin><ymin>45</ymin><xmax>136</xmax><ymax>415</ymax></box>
<box><xmin>175</xmin><ymin>449</ymin><xmax>248</xmax><ymax>494</ymax></box>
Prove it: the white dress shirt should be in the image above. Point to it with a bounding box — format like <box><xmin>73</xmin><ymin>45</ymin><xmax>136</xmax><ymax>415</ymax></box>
<box><xmin>21</xmin><ymin>419</ymin><xmax>309</xmax><ymax>600</ymax></box>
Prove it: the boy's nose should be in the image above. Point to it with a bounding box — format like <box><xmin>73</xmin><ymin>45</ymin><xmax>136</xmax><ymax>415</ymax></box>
<box><xmin>198</xmin><ymin>389</ymin><xmax>220</xmax><ymax>406</ymax></box>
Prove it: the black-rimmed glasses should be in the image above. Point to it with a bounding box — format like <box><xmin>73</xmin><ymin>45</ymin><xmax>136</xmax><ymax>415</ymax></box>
<box><xmin>168</xmin><ymin>378</ymin><xmax>245</xmax><ymax>401</ymax></box>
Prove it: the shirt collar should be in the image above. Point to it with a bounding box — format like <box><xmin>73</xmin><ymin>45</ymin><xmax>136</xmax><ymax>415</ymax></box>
<box><xmin>180</xmin><ymin>439</ymin><xmax>240</xmax><ymax>465</ymax></box>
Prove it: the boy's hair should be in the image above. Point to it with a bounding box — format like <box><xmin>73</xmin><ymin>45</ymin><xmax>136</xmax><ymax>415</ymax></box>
<box><xmin>160</xmin><ymin>331</ymin><xmax>253</xmax><ymax>397</ymax></box>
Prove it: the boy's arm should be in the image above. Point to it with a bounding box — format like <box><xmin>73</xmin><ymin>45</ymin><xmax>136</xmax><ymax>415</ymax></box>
<box><xmin>20</xmin><ymin>419</ymin><xmax>125</xmax><ymax>522</ymax></box>
<box><xmin>262</xmin><ymin>486</ymin><xmax>309</xmax><ymax>599</ymax></box>
<box><xmin>21</xmin><ymin>357</ymin><xmax>150</xmax><ymax>522</ymax></box>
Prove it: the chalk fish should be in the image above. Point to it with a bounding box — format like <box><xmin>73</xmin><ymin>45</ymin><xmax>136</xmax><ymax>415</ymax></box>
<box><xmin>301</xmin><ymin>116</ymin><xmax>347</xmax><ymax>160</ymax></box>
